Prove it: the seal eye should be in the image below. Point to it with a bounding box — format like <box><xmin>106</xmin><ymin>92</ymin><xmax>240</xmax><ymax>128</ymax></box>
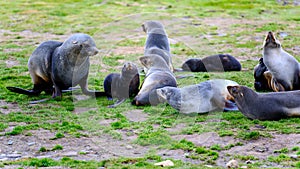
<box><xmin>72</xmin><ymin>41</ymin><xmax>78</xmax><ymax>44</ymax></box>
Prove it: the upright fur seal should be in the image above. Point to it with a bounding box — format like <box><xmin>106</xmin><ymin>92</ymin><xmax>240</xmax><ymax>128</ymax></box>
<box><xmin>156</xmin><ymin>79</ymin><xmax>239</xmax><ymax>114</ymax></box>
<box><xmin>227</xmin><ymin>85</ymin><xmax>300</xmax><ymax>120</ymax></box>
<box><xmin>7</xmin><ymin>41</ymin><xmax>63</xmax><ymax>95</ymax></box>
<box><xmin>262</xmin><ymin>31</ymin><xmax>300</xmax><ymax>91</ymax></box>
<box><xmin>132</xmin><ymin>54</ymin><xmax>177</xmax><ymax>106</ymax></box>
<box><xmin>182</xmin><ymin>54</ymin><xmax>241</xmax><ymax>72</ymax></box>
<box><xmin>7</xmin><ymin>33</ymin><xmax>105</xmax><ymax>102</ymax></box>
<box><xmin>142</xmin><ymin>21</ymin><xmax>173</xmax><ymax>72</ymax></box>
<box><xmin>104</xmin><ymin>62</ymin><xmax>140</xmax><ymax>108</ymax></box>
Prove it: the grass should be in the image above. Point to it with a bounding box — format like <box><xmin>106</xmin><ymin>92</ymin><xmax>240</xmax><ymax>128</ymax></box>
<box><xmin>0</xmin><ymin>0</ymin><xmax>300</xmax><ymax>168</ymax></box>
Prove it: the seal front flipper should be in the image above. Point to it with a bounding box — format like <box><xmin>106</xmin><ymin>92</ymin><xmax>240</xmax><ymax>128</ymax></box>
<box><xmin>107</xmin><ymin>98</ymin><xmax>126</xmax><ymax>108</ymax></box>
<box><xmin>6</xmin><ymin>86</ymin><xmax>40</xmax><ymax>96</ymax></box>
<box><xmin>29</xmin><ymin>98</ymin><xmax>51</xmax><ymax>104</ymax></box>
<box><xmin>223</xmin><ymin>100</ymin><xmax>239</xmax><ymax>112</ymax></box>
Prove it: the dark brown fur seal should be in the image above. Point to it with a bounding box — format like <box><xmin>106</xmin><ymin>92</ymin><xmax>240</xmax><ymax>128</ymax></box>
<box><xmin>156</xmin><ymin>79</ymin><xmax>239</xmax><ymax>114</ymax></box>
<box><xmin>262</xmin><ymin>31</ymin><xmax>300</xmax><ymax>91</ymax></box>
<box><xmin>227</xmin><ymin>85</ymin><xmax>300</xmax><ymax>120</ymax></box>
<box><xmin>132</xmin><ymin>54</ymin><xmax>177</xmax><ymax>106</ymax></box>
<box><xmin>104</xmin><ymin>62</ymin><xmax>140</xmax><ymax>108</ymax></box>
<box><xmin>142</xmin><ymin>21</ymin><xmax>173</xmax><ymax>72</ymax></box>
<box><xmin>7</xmin><ymin>33</ymin><xmax>105</xmax><ymax>102</ymax></box>
<box><xmin>253</xmin><ymin>58</ymin><xmax>273</xmax><ymax>91</ymax></box>
<box><xmin>182</xmin><ymin>54</ymin><xmax>242</xmax><ymax>72</ymax></box>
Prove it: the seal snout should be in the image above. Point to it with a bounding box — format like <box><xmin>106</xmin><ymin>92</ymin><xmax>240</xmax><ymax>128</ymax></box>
<box><xmin>88</xmin><ymin>47</ymin><xmax>99</xmax><ymax>56</ymax></box>
<box><xmin>265</xmin><ymin>31</ymin><xmax>276</xmax><ymax>44</ymax></box>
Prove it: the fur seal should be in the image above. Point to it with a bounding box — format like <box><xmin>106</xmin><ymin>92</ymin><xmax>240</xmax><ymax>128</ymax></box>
<box><xmin>156</xmin><ymin>79</ymin><xmax>239</xmax><ymax>114</ymax></box>
<box><xmin>104</xmin><ymin>62</ymin><xmax>140</xmax><ymax>108</ymax></box>
<box><xmin>142</xmin><ymin>20</ymin><xmax>173</xmax><ymax>72</ymax></box>
<box><xmin>182</xmin><ymin>54</ymin><xmax>242</xmax><ymax>72</ymax></box>
<box><xmin>7</xmin><ymin>41</ymin><xmax>63</xmax><ymax>95</ymax></box>
<box><xmin>253</xmin><ymin>58</ymin><xmax>273</xmax><ymax>91</ymax></box>
<box><xmin>227</xmin><ymin>85</ymin><xmax>300</xmax><ymax>120</ymax></box>
<box><xmin>132</xmin><ymin>54</ymin><xmax>177</xmax><ymax>106</ymax></box>
<box><xmin>262</xmin><ymin>31</ymin><xmax>300</xmax><ymax>91</ymax></box>
<box><xmin>7</xmin><ymin>33</ymin><xmax>105</xmax><ymax>102</ymax></box>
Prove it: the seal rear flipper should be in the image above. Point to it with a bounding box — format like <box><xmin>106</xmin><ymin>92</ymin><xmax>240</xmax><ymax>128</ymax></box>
<box><xmin>223</xmin><ymin>100</ymin><xmax>239</xmax><ymax>112</ymax></box>
<box><xmin>6</xmin><ymin>86</ymin><xmax>40</xmax><ymax>96</ymax></box>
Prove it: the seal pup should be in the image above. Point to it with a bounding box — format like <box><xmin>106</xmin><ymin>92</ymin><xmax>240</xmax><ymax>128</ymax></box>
<box><xmin>104</xmin><ymin>62</ymin><xmax>140</xmax><ymax>108</ymax></box>
<box><xmin>182</xmin><ymin>54</ymin><xmax>242</xmax><ymax>72</ymax></box>
<box><xmin>253</xmin><ymin>58</ymin><xmax>273</xmax><ymax>91</ymax></box>
<box><xmin>156</xmin><ymin>79</ymin><xmax>239</xmax><ymax>114</ymax></box>
<box><xmin>142</xmin><ymin>20</ymin><xmax>173</xmax><ymax>72</ymax></box>
<box><xmin>7</xmin><ymin>33</ymin><xmax>106</xmax><ymax>103</ymax></box>
<box><xmin>262</xmin><ymin>31</ymin><xmax>300</xmax><ymax>91</ymax></box>
<box><xmin>132</xmin><ymin>54</ymin><xmax>177</xmax><ymax>106</ymax></box>
<box><xmin>227</xmin><ymin>85</ymin><xmax>300</xmax><ymax>120</ymax></box>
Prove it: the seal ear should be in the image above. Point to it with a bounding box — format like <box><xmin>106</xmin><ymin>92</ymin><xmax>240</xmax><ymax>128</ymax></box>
<box><xmin>139</xmin><ymin>56</ymin><xmax>151</xmax><ymax>67</ymax></box>
<box><xmin>141</xmin><ymin>23</ymin><xmax>146</xmax><ymax>33</ymax></box>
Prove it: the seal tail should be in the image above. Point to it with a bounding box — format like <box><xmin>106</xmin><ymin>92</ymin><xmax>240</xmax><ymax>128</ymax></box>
<box><xmin>6</xmin><ymin>86</ymin><xmax>40</xmax><ymax>96</ymax></box>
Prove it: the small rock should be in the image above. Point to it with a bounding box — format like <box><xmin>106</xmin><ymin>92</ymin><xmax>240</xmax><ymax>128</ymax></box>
<box><xmin>245</xmin><ymin>160</ymin><xmax>252</xmax><ymax>164</ymax></box>
<box><xmin>290</xmin><ymin>155</ymin><xmax>299</xmax><ymax>159</ymax></box>
<box><xmin>62</xmin><ymin>151</ymin><xmax>78</xmax><ymax>157</ymax></box>
<box><xmin>204</xmin><ymin>165</ymin><xmax>213</xmax><ymax>168</ymax></box>
<box><xmin>0</xmin><ymin>158</ymin><xmax>8</xmax><ymax>161</ymax></box>
<box><xmin>226</xmin><ymin>159</ymin><xmax>239</xmax><ymax>169</ymax></box>
<box><xmin>154</xmin><ymin>160</ymin><xmax>174</xmax><ymax>167</ymax></box>
<box><xmin>7</xmin><ymin>140</ymin><xmax>14</xmax><ymax>145</ymax></box>
<box><xmin>126</xmin><ymin>145</ymin><xmax>133</xmax><ymax>149</ymax></box>
<box><xmin>241</xmin><ymin>166</ymin><xmax>248</xmax><ymax>169</ymax></box>
<box><xmin>279</xmin><ymin>32</ymin><xmax>288</xmax><ymax>38</ymax></box>
<box><xmin>28</xmin><ymin>142</ymin><xmax>35</xmax><ymax>146</ymax></box>
<box><xmin>7</xmin><ymin>154</ymin><xmax>22</xmax><ymax>158</ymax></box>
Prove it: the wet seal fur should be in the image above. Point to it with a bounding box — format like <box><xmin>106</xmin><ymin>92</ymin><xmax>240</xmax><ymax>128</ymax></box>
<box><xmin>156</xmin><ymin>79</ymin><xmax>239</xmax><ymax>114</ymax></box>
<box><xmin>262</xmin><ymin>31</ymin><xmax>300</xmax><ymax>91</ymax></box>
<box><xmin>132</xmin><ymin>54</ymin><xmax>177</xmax><ymax>106</ymax></box>
<box><xmin>142</xmin><ymin>20</ymin><xmax>173</xmax><ymax>72</ymax></box>
<box><xmin>182</xmin><ymin>54</ymin><xmax>241</xmax><ymax>72</ymax></box>
<box><xmin>104</xmin><ymin>62</ymin><xmax>140</xmax><ymax>108</ymax></box>
<box><xmin>7</xmin><ymin>33</ymin><xmax>105</xmax><ymax>103</ymax></box>
<box><xmin>227</xmin><ymin>85</ymin><xmax>300</xmax><ymax>120</ymax></box>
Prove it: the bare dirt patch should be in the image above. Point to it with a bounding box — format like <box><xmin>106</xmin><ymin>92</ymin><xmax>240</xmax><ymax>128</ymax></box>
<box><xmin>0</xmin><ymin>128</ymin><xmax>151</xmax><ymax>162</ymax></box>
<box><xmin>0</xmin><ymin>100</ymin><xmax>22</xmax><ymax>114</ymax></box>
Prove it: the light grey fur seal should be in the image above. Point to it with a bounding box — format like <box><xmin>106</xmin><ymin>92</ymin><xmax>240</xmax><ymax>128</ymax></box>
<box><xmin>262</xmin><ymin>31</ymin><xmax>300</xmax><ymax>91</ymax></box>
<box><xmin>156</xmin><ymin>79</ymin><xmax>239</xmax><ymax>114</ymax></box>
<box><xmin>132</xmin><ymin>54</ymin><xmax>177</xmax><ymax>106</ymax></box>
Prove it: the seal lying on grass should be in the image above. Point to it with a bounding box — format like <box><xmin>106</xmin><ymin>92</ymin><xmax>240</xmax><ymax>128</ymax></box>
<box><xmin>182</xmin><ymin>54</ymin><xmax>241</xmax><ymax>72</ymax></box>
<box><xmin>227</xmin><ymin>85</ymin><xmax>300</xmax><ymax>120</ymax></box>
<box><xmin>156</xmin><ymin>79</ymin><xmax>239</xmax><ymax>114</ymax></box>
<box><xmin>7</xmin><ymin>33</ymin><xmax>105</xmax><ymax>103</ymax></box>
